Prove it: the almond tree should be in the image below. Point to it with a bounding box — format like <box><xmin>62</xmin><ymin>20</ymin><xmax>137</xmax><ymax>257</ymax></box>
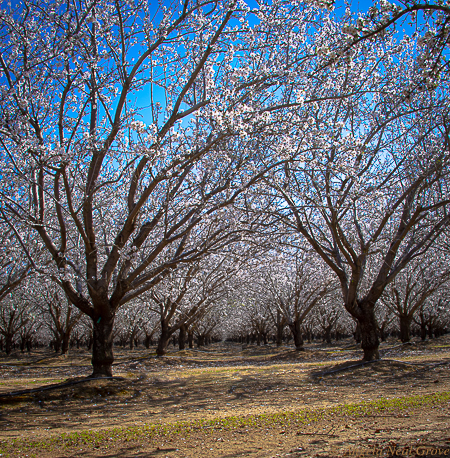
<box><xmin>380</xmin><ymin>253</ymin><xmax>450</xmax><ymax>342</ymax></box>
<box><xmin>257</xmin><ymin>250</ymin><xmax>333</xmax><ymax>350</ymax></box>
<box><xmin>0</xmin><ymin>283</ymin><xmax>39</xmax><ymax>354</ymax></box>
<box><xmin>114</xmin><ymin>302</ymin><xmax>144</xmax><ymax>349</ymax></box>
<box><xmin>315</xmin><ymin>300</ymin><xmax>342</xmax><ymax>344</ymax></box>
<box><xmin>150</xmin><ymin>252</ymin><xmax>237</xmax><ymax>355</ymax></box>
<box><xmin>0</xmin><ymin>217</ymin><xmax>36</xmax><ymax>304</ymax></box>
<box><xmin>0</xmin><ymin>0</ymin><xmax>329</xmax><ymax>376</ymax></box>
<box><xmin>34</xmin><ymin>280</ymin><xmax>83</xmax><ymax>354</ymax></box>
<box><xmin>261</xmin><ymin>18</ymin><xmax>450</xmax><ymax>360</ymax></box>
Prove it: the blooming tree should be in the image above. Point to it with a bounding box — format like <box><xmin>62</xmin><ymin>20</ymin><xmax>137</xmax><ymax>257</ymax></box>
<box><xmin>0</xmin><ymin>0</ymin><xmax>332</xmax><ymax>375</ymax></box>
<box><xmin>261</xmin><ymin>17</ymin><xmax>450</xmax><ymax>360</ymax></box>
<box><xmin>380</xmin><ymin>252</ymin><xmax>450</xmax><ymax>342</ymax></box>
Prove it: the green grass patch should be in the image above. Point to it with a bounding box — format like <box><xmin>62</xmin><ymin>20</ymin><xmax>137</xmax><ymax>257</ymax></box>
<box><xmin>0</xmin><ymin>378</ymin><xmax>64</xmax><ymax>386</ymax></box>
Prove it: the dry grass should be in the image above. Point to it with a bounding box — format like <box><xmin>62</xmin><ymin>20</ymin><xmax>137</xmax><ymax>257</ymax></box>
<box><xmin>1</xmin><ymin>336</ymin><xmax>450</xmax><ymax>457</ymax></box>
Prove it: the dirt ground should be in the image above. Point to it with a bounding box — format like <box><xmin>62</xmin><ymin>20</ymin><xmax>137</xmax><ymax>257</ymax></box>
<box><xmin>0</xmin><ymin>336</ymin><xmax>450</xmax><ymax>458</ymax></box>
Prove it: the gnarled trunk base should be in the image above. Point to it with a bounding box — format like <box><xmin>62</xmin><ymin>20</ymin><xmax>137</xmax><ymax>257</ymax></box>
<box><xmin>289</xmin><ymin>320</ymin><xmax>304</xmax><ymax>351</ymax></box>
<box><xmin>91</xmin><ymin>315</ymin><xmax>115</xmax><ymax>378</ymax></box>
<box><xmin>358</xmin><ymin>307</ymin><xmax>380</xmax><ymax>361</ymax></box>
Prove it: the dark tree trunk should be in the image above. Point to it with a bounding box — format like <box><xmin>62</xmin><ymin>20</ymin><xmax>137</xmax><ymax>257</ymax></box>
<box><xmin>428</xmin><ymin>323</ymin><xmax>434</xmax><ymax>339</ymax></box>
<box><xmin>179</xmin><ymin>324</ymin><xmax>186</xmax><ymax>350</ymax></box>
<box><xmin>378</xmin><ymin>325</ymin><xmax>386</xmax><ymax>342</ymax></box>
<box><xmin>420</xmin><ymin>322</ymin><xmax>427</xmax><ymax>341</ymax></box>
<box><xmin>289</xmin><ymin>320</ymin><xmax>304</xmax><ymax>351</ymax></box>
<box><xmin>354</xmin><ymin>323</ymin><xmax>361</xmax><ymax>343</ymax></box>
<box><xmin>188</xmin><ymin>330</ymin><xmax>194</xmax><ymax>348</ymax></box>
<box><xmin>357</xmin><ymin>306</ymin><xmax>380</xmax><ymax>361</ymax></box>
<box><xmin>197</xmin><ymin>335</ymin><xmax>205</xmax><ymax>347</ymax></box>
<box><xmin>276</xmin><ymin>327</ymin><xmax>283</xmax><ymax>346</ymax></box>
<box><xmin>53</xmin><ymin>337</ymin><xmax>62</xmax><ymax>353</ymax></box>
<box><xmin>157</xmin><ymin>323</ymin><xmax>171</xmax><ymax>356</ymax></box>
<box><xmin>399</xmin><ymin>315</ymin><xmax>412</xmax><ymax>343</ymax></box>
<box><xmin>61</xmin><ymin>333</ymin><xmax>70</xmax><ymax>355</ymax></box>
<box><xmin>91</xmin><ymin>315</ymin><xmax>115</xmax><ymax>377</ymax></box>
<box><xmin>324</xmin><ymin>326</ymin><xmax>332</xmax><ymax>344</ymax></box>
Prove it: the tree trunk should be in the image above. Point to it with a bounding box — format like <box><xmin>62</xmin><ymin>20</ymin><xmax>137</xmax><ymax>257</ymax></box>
<box><xmin>5</xmin><ymin>335</ymin><xmax>13</xmax><ymax>355</ymax></box>
<box><xmin>289</xmin><ymin>320</ymin><xmax>304</xmax><ymax>351</ymax></box>
<box><xmin>156</xmin><ymin>322</ymin><xmax>171</xmax><ymax>356</ymax></box>
<box><xmin>427</xmin><ymin>322</ymin><xmax>434</xmax><ymax>339</ymax></box>
<box><xmin>378</xmin><ymin>325</ymin><xmax>386</xmax><ymax>342</ymax></box>
<box><xmin>91</xmin><ymin>315</ymin><xmax>115</xmax><ymax>377</ymax></box>
<box><xmin>357</xmin><ymin>306</ymin><xmax>380</xmax><ymax>361</ymax></box>
<box><xmin>420</xmin><ymin>320</ymin><xmax>427</xmax><ymax>341</ymax></box>
<box><xmin>276</xmin><ymin>326</ymin><xmax>283</xmax><ymax>346</ymax></box>
<box><xmin>399</xmin><ymin>315</ymin><xmax>412</xmax><ymax>343</ymax></box>
<box><xmin>324</xmin><ymin>326</ymin><xmax>332</xmax><ymax>344</ymax></box>
<box><xmin>53</xmin><ymin>337</ymin><xmax>62</xmax><ymax>353</ymax></box>
<box><xmin>188</xmin><ymin>330</ymin><xmax>194</xmax><ymax>348</ymax></box>
<box><xmin>61</xmin><ymin>332</ymin><xmax>70</xmax><ymax>355</ymax></box>
<box><xmin>197</xmin><ymin>334</ymin><xmax>205</xmax><ymax>347</ymax></box>
<box><xmin>354</xmin><ymin>322</ymin><xmax>361</xmax><ymax>343</ymax></box>
<box><xmin>179</xmin><ymin>324</ymin><xmax>186</xmax><ymax>350</ymax></box>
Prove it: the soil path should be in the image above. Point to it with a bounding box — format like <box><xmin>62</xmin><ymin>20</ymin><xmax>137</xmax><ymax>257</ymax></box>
<box><xmin>1</xmin><ymin>337</ymin><xmax>449</xmax><ymax>457</ymax></box>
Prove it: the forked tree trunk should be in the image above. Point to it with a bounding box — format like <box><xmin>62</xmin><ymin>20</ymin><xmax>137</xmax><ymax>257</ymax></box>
<box><xmin>399</xmin><ymin>314</ymin><xmax>412</xmax><ymax>343</ymax></box>
<box><xmin>91</xmin><ymin>315</ymin><xmax>115</xmax><ymax>377</ymax></box>
<box><xmin>289</xmin><ymin>320</ymin><xmax>304</xmax><ymax>351</ymax></box>
<box><xmin>356</xmin><ymin>305</ymin><xmax>380</xmax><ymax>361</ymax></box>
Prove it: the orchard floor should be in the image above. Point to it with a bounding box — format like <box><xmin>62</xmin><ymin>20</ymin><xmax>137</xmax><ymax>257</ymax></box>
<box><xmin>0</xmin><ymin>337</ymin><xmax>450</xmax><ymax>458</ymax></box>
